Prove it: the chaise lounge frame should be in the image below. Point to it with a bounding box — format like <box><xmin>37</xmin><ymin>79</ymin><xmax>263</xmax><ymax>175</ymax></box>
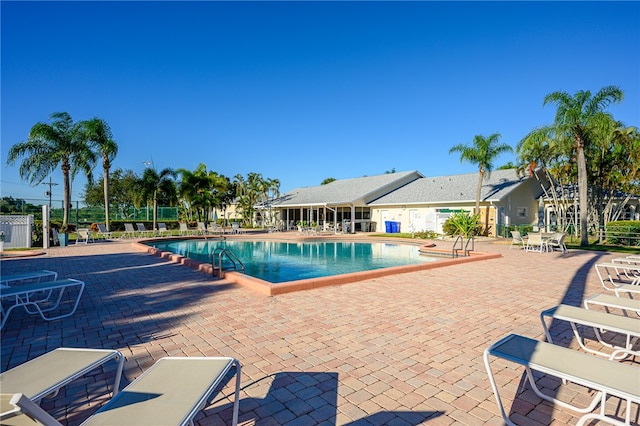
<box><xmin>0</xmin><ymin>270</ymin><xmax>58</xmax><ymax>288</ymax></box>
<box><xmin>540</xmin><ymin>304</ymin><xmax>640</xmax><ymax>359</ymax></box>
<box><xmin>584</xmin><ymin>293</ymin><xmax>640</xmax><ymax>317</ymax></box>
<box><xmin>0</xmin><ymin>278</ymin><xmax>85</xmax><ymax>329</ymax></box>
<box><xmin>484</xmin><ymin>333</ymin><xmax>640</xmax><ymax>426</ymax></box>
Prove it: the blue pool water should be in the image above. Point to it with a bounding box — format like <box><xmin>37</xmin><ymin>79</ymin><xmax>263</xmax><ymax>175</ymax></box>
<box><xmin>146</xmin><ymin>239</ymin><xmax>438</xmax><ymax>283</ymax></box>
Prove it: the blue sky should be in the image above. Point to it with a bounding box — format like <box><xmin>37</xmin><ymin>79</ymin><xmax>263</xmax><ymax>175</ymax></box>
<box><xmin>2</xmin><ymin>1</ymin><xmax>639</xmax><ymax>203</ymax></box>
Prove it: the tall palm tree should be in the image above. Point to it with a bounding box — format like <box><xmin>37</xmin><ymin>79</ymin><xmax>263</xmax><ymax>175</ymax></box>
<box><xmin>264</xmin><ymin>177</ymin><xmax>280</xmax><ymax>226</ymax></box>
<box><xmin>82</xmin><ymin>118</ymin><xmax>118</xmax><ymax>231</ymax></box>
<box><xmin>541</xmin><ymin>86</ymin><xmax>623</xmax><ymax>246</ymax></box>
<box><xmin>140</xmin><ymin>167</ymin><xmax>176</xmax><ymax>231</ymax></box>
<box><xmin>6</xmin><ymin>112</ymin><xmax>96</xmax><ymax>228</ymax></box>
<box><xmin>449</xmin><ymin>133</ymin><xmax>513</xmax><ymax>214</ymax></box>
<box><xmin>517</xmin><ymin>128</ymin><xmax>571</xmax><ymax>231</ymax></box>
<box><xmin>233</xmin><ymin>174</ymin><xmax>248</xmax><ymax>224</ymax></box>
<box><xmin>178</xmin><ymin>164</ymin><xmax>214</xmax><ymax>222</ymax></box>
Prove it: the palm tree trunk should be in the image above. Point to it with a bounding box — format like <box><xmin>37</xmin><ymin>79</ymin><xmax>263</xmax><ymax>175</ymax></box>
<box><xmin>576</xmin><ymin>140</ymin><xmax>589</xmax><ymax>247</ymax></box>
<box><xmin>103</xmin><ymin>169</ymin><xmax>111</xmax><ymax>231</ymax></box>
<box><xmin>475</xmin><ymin>170</ymin><xmax>484</xmax><ymax>214</ymax></box>
<box><xmin>62</xmin><ymin>160</ymin><xmax>71</xmax><ymax>227</ymax></box>
<box><xmin>153</xmin><ymin>193</ymin><xmax>158</xmax><ymax>231</ymax></box>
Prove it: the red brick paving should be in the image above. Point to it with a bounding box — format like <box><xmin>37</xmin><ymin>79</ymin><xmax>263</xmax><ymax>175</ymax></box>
<box><xmin>1</xmin><ymin>234</ymin><xmax>638</xmax><ymax>425</ymax></box>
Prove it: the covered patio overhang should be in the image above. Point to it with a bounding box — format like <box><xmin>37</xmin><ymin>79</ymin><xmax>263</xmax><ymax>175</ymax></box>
<box><xmin>272</xmin><ymin>203</ymin><xmax>372</xmax><ymax>233</ymax></box>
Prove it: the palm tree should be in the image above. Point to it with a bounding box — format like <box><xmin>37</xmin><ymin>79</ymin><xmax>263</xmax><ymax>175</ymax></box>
<box><xmin>233</xmin><ymin>174</ymin><xmax>248</xmax><ymax>223</ymax></box>
<box><xmin>140</xmin><ymin>167</ymin><xmax>176</xmax><ymax>231</ymax></box>
<box><xmin>264</xmin><ymin>177</ymin><xmax>280</xmax><ymax>226</ymax></box>
<box><xmin>449</xmin><ymin>133</ymin><xmax>513</xmax><ymax>214</ymax></box>
<box><xmin>178</xmin><ymin>164</ymin><xmax>215</xmax><ymax>223</ymax></box>
<box><xmin>6</xmin><ymin>112</ymin><xmax>96</xmax><ymax>228</ymax></box>
<box><xmin>540</xmin><ymin>86</ymin><xmax>623</xmax><ymax>246</ymax></box>
<box><xmin>81</xmin><ymin>118</ymin><xmax>118</xmax><ymax>231</ymax></box>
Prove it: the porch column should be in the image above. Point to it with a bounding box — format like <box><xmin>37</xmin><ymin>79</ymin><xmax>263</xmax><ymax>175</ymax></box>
<box><xmin>350</xmin><ymin>205</ymin><xmax>355</xmax><ymax>234</ymax></box>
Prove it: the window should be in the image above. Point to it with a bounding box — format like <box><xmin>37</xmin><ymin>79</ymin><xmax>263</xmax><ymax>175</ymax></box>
<box><xmin>517</xmin><ymin>207</ymin><xmax>527</xmax><ymax>218</ymax></box>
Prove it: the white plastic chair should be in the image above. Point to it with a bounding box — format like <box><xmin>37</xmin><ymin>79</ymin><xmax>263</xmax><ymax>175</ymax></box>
<box><xmin>547</xmin><ymin>232</ymin><xmax>567</xmax><ymax>253</ymax></box>
<box><xmin>75</xmin><ymin>229</ymin><xmax>94</xmax><ymax>245</ymax></box>
<box><xmin>526</xmin><ymin>233</ymin><xmax>546</xmax><ymax>253</ymax></box>
<box><xmin>509</xmin><ymin>230</ymin><xmax>525</xmax><ymax>249</ymax></box>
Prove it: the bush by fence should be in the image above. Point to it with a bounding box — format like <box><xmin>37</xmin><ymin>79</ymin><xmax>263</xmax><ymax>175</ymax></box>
<box><xmin>604</xmin><ymin>220</ymin><xmax>640</xmax><ymax>247</ymax></box>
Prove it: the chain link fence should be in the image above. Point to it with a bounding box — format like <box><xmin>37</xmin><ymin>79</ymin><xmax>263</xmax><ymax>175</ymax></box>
<box><xmin>1</xmin><ymin>198</ymin><xmax>178</xmax><ymax>227</ymax></box>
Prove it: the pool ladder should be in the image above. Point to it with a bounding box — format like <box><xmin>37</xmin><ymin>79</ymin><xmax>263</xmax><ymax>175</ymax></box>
<box><xmin>212</xmin><ymin>248</ymin><xmax>245</xmax><ymax>278</ymax></box>
<box><xmin>452</xmin><ymin>235</ymin><xmax>474</xmax><ymax>257</ymax></box>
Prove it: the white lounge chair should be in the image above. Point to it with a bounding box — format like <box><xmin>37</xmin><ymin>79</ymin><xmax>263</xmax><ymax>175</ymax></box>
<box><xmin>197</xmin><ymin>222</ymin><xmax>208</xmax><ymax>236</ymax></box>
<box><xmin>208</xmin><ymin>223</ymin><xmax>223</xmax><ymax>235</ymax></box>
<box><xmin>156</xmin><ymin>222</ymin><xmax>170</xmax><ymax>237</ymax></box>
<box><xmin>616</xmin><ymin>280</ymin><xmax>640</xmax><ymax>297</ymax></box>
<box><xmin>178</xmin><ymin>222</ymin><xmax>193</xmax><ymax>236</ymax></box>
<box><xmin>75</xmin><ymin>228</ymin><xmax>94</xmax><ymax>245</ymax></box>
<box><xmin>231</xmin><ymin>222</ymin><xmax>245</xmax><ymax>234</ymax></box>
<box><xmin>611</xmin><ymin>256</ymin><xmax>640</xmax><ymax>279</ymax></box>
<box><xmin>1</xmin><ymin>357</ymin><xmax>241</xmax><ymax>426</ymax></box>
<box><xmin>0</xmin><ymin>348</ymin><xmax>123</xmax><ymax>403</ymax></box>
<box><xmin>509</xmin><ymin>230</ymin><xmax>525</xmax><ymax>249</ymax></box>
<box><xmin>0</xmin><ymin>279</ymin><xmax>85</xmax><ymax>329</ymax></box>
<box><xmin>540</xmin><ymin>304</ymin><xmax>640</xmax><ymax>359</ymax></box>
<box><xmin>584</xmin><ymin>293</ymin><xmax>640</xmax><ymax>317</ymax></box>
<box><xmin>484</xmin><ymin>333</ymin><xmax>640</xmax><ymax>426</ymax></box>
<box><xmin>594</xmin><ymin>262</ymin><xmax>640</xmax><ymax>292</ymax></box>
<box><xmin>123</xmin><ymin>223</ymin><xmax>137</xmax><ymax>238</ymax></box>
<box><xmin>96</xmin><ymin>223</ymin><xmax>113</xmax><ymax>240</ymax></box>
<box><xmin>0</xmin><ymin>270</ymin><xmax>58</xmax><ymax>287</ymax></box>
<box><xmin>136</xmin><ymin>223</ymin><xmax>153</xmax><ymax>237</ymax></box>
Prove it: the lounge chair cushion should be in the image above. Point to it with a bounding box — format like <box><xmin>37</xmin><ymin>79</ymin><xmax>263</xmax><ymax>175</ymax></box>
<box><xmin>81</xmin><ymin>357</ymin><xmax>240</xmax><ymax>426</ymax></box>
<box><xmin>0</xmin><ymin>348</ymin><xmax>123</xmax><ymax>403</ymax></box>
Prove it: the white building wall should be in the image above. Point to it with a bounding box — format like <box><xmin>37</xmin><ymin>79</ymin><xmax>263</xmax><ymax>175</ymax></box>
<box><xmin>371</xmin><ymin>207</ymin><xmax>463</xmax><ymax>234</ymax></box>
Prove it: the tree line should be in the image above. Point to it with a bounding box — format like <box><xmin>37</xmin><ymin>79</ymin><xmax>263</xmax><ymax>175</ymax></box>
<box><xmin>7</xmin><ymin>86</ymin><xmax>638</xmax><ymax>246</ymax></box>
<box><xmin>83</xmin><ymin>164</ymin><xmax>281</xmax><ymax>231</ymax></box>
<box><xmin>6</xmin><ymin>112</ymin><xmax>280</xmax><ymax>232</ymax></box>
<box><xmin>449</xmin><ymin>86</ymin><xmax>638</xmax><ymax>246</ymax></box>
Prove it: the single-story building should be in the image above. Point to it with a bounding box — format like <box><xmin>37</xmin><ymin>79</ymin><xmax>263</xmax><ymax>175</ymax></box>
<box><xmin>262</xmin><ymin>169</ymin><xmax>550</xmax><ymax>237</ymax></box>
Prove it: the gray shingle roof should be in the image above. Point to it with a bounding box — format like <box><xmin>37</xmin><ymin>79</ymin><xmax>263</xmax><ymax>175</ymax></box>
<box><xmin>272</xmin><ymin>170</ymin><xmax>423</xmax><ymax>207</ymax></box>
<box><xmin>368</xmin><ymin>169</ymin><xmax>527</xmax><ymax>205</ymax></box>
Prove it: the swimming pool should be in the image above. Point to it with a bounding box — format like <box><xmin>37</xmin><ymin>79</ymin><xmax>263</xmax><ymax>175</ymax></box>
<box><xmin>146</xmin><ymin>239</ymin><xmax>438</xmax><ymax>283</ymax></box>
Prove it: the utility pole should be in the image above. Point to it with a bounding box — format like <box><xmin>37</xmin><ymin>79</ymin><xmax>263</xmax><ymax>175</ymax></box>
<box><xmin>42</xmin><ymin>176</ymin><xmax>58</xmax><ymax>208</ymax></box>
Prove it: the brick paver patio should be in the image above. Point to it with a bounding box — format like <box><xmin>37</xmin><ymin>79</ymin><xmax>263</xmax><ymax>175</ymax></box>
<box><xmin>1</xmin><ymin>234</ymin><xmax>637</xmax><ymax>425</ymax></box>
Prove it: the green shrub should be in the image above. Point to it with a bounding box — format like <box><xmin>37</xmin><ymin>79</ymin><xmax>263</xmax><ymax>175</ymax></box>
<box><xmin>443</xmin><ymin>211</ymin><xmax>480</xmax><ymax>237</ymax></box>
<box><xmin>605</xmin><ymin>220</ymin><xmax>640</xmax><ymax>246</ymax></box>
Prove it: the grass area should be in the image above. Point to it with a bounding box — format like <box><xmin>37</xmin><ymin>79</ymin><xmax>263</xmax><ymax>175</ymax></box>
<box><xmin>564</xmin><ymin>242</ymin><xmax>640</xmax><ymax>255</ymax></box>
<box><xmin>369</xmin><ymin>233</ymin><xmax>430</xmax><ymax>240</ymax></box>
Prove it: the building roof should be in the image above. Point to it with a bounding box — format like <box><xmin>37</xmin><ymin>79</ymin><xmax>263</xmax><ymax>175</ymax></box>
<box><xmin>270</xmin><ymin>170</ymin><xmax>423</xmax><ymax>207</ymax></box>
<box><xmin>368</xmin><ymin>168</ymin><xmax>529</xmax><ymax>206</ymax></box>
